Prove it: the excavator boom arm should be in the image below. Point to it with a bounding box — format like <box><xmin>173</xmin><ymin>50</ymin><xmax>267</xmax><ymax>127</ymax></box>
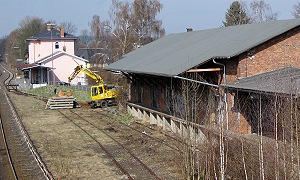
<box><xmin>68</xmin><ymin>65</ymin><xmax>82</xmax><ymax>82</ymax></box>
<box><xmin>68</xmin><ymin>65</ymin><xmax>104</xmax><ymax>84</ymax></box>
<box><xmin>81</xmin><ymin>68</ymin><xmax>104</xmax><ymax>84</ymax></box>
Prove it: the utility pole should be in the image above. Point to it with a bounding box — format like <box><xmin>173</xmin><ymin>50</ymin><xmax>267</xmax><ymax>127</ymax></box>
<box><xmin>47</xmin><ymin>23</ymin><xmax>55</xmax><ymax>84</ymax></box>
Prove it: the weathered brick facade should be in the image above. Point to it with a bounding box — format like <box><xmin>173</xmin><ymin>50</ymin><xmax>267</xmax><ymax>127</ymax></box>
<box><xmin>238</xmin><ymin>26</ymin><xmax>300</xmax><ymax>79</ymax></box>
<box><xmin>225</xmin><ymin>26</ymin><xmax>300</xmax><ymax>134</ymax></box>
<box><xmin>129</xmin><ymin>76</ymin><xmax>171</xmax><ymax>113</ymax></box>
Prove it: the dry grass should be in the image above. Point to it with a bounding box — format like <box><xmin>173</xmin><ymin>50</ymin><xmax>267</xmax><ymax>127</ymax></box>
<box><xmin>9</xmin><ymin>91</ymin><xmax>184</xmax><ymax>179</ymax></box>
<box><xmin>26</xmin><ymin>85</ymin><xmax>90</xmax><ymax>102</ymax></box>
<box><xmin>9</xmin><ymin>93</ymin><xmax>128</xmax><ymax>179</ymax></box>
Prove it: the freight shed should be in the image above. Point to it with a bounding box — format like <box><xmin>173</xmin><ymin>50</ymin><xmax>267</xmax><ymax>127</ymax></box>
<box><xmin>105</xmin><ymin>19</ymin><xmax>300</xmax><ymax>138</ymax></box>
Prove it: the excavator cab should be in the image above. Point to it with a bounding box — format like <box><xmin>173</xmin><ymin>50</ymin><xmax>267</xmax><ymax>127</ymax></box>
<box><xmin>89</xmin><ymin>84</ymin><xmax>118</xmax><ymax>108</ymax></box>
<box><xmin>68</xmin><ymin>64</ymin><xmax>118</xmax><ymax>108</ymax></box>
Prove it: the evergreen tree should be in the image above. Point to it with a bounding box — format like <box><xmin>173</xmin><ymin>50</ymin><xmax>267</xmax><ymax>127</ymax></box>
<box><xmin>223</xmin><ymin>1</ymin><xmax>250</xmax><ymax>27</ymax></box>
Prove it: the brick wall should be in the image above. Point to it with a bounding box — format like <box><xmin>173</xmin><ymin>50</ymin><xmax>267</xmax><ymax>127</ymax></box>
<box><xmin>226</xmin><ymin>26</ymin><xmax>300</xmax><ymax>134</ymax></box>
<box><xmin>238</xmin><ymin>26</ymin><xmax>300</xmax><ymax>78</ymax></box>
<box><xmin>129</xmin><ymin>76</ymin><xmax>169</xmax><ymax>112</ymax></box>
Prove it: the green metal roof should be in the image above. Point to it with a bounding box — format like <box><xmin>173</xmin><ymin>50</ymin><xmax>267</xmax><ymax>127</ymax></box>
<box><xmin>105</xmin><ymin>19</ymin><xmax>300</xmax><ymax>77</ymax></box>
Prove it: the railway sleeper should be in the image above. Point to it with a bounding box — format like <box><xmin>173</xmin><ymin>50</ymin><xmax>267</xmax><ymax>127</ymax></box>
<box><xmin>18</xmin><ymin>174</ymin><xmax>38</xmax><ymax>180</ymax></box>
<box><xmin>19</xmin><ymin>164</ymin><xmax>39</xmax><ymax>171</ymax></box>
<box><xmin>13</xmin><ymin>139</ymin><xmax>31</xmax><ymax>146</ymax></box>
<box><xmin>11</xmin><ymin>130</ymin><xmax>25</xmax><ymax>135</ymax></box>
<box><xmin>23</xmin><ymin>150</ymin><xmax>36</xmax><ymax>157</ymax></box>
<box><xmin>23</xmin><ymin>164</ymin><xmax>42</xmax><ymax>171</ymax></box>
<box><xmin>19</xmin><ymin>140</ymin><xmax>32</xmax><ymax>146</ymax></box>
<box><xmin>14</xmin><ymin>140</ymin><xmax>29</xmax><ymax>146</ymax></box>
<box><xmin>11</xmin><ymin>146</ymin><xmax>32</xmax><ymax>154</ymax></box>
<box><xmin>7</xmin><ymin>127</ymin><xmax>23</xmax><ymax>135</ymax></box>
<box><xmin>10</xmin><ymin>126</ymin><xmax>24</xmax><ymax>134</ymax></box>
<box><xmin>15</xmin><ymin>169</ymin><xmax>33</xmax><ymax>177</ymax></box>
<box><xmin>8</xmin><ymin>140</ymin><xmax>30</xmax><ymax>152</ymax></box>
<box><xmin>18</xmin><ymin>142</ymin><xmax>32</xmax><ymax>148</ymax></box>
<box><xmin>6</xmin><ymin>124</ymin><xmax>19</xmax><ymax>131</ymax></box>
<box><xmin>14</xmin><ymin>158</ymin><xmax>34</xmax><ymax>164</ymax></box>
<box><xmin>14</xmin><ymin>155</ymin><xmax>36</xmax><ymax>163</ymax></box>
<box><xmin>12</xmin><ymin>139</ymin><xmax>30</xmax><ymax>146</ymax></box>
<box><xmin>10</xmin><ymin>138</ymin><xmax>26</xmax><ymax>145</ymax></box>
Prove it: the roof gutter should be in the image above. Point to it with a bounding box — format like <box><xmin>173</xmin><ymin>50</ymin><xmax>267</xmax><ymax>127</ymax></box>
<box><xmin>173</xmin><ymin>75</ymin><xmax>219</xmax><ymax>88</ymax></box>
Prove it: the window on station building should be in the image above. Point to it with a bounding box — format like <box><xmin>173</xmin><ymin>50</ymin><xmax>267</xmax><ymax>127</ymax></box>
<box><xmin>55</xmin><ymin>42</ymin><xmax>59</xmax><ymax>49</ymax></box>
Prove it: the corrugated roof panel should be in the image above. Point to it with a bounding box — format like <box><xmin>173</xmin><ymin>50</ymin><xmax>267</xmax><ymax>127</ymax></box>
<box><xmin>224</xmin><ymin>67</ymin><xmax>300</xmax><ymax>94</ymax></box>
<box><xmin>105</xmin><ymin>19</ymin><xmax>300</xmax><ymax>77</ymax></box>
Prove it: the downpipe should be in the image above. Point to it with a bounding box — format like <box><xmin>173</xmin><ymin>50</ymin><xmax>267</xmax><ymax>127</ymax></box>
<box><xmin>213</xmin><ymin>59</ymin><xmax>229</xmax><ymax>131</ymax></box>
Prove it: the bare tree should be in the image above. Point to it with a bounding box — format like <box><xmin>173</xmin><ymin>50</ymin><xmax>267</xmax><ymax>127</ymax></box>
<box><xmin>249</xmin><ymin>0</ymin><xmax>279</xmax><ymax>23</ymax></box>
<box><xmin>89</xmin><ymin>15</ymin><xmax>110</xmax><ymax>49</ymax></box>
<box><xmin>107</xmin><ymin>0</ymin><xmax>165</xmax><ymax>61</ymax></box>
<box><xmin>132</xmin><ymin>0</ymin><xmax>165</xmax><ymax>45</ymax></box>
<box><xmin>0</xmin><ymin>38</ymin><xmax>6</xmax><ymax>60</ymax></box>
<box><xmin>77</xmin><ymin>29</ymin><xmax>91</xmax><ymax>48</ymax></box>
<box><xmin>90</xmin><ymin>15</ymin><xmax>102</xmax><ymax>48</ymax></box>
<box><xmin>4</xmin><ymin>16</ymin><xmax>45</xmax><ymax>67</ymax></box>
<box><xmin>292</xmin><ymin>2</ymin><xmax>300</xmax><ymax>18</ymax></box>
<box><xmin>59</xmin><ymin>21</ymin><xmax>78</xmax><ymax>35</ymax></box>
<box><xmin>108</xmin><ymin>0</ymin><xmax>133</xmax><ymax>60</ymax></box>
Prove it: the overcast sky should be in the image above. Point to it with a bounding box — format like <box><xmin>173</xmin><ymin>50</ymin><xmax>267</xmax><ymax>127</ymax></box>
<box><xmin>0</xmin><ymin>0</ymin><xmax>298</xmax><ymax>37</ymax></box>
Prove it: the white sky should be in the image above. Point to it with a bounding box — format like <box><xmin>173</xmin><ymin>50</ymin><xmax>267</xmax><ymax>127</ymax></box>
<box><xmin>0</xmin><ymin>0</ymin><xmax>298</xmax><ymax>37</ymax></box>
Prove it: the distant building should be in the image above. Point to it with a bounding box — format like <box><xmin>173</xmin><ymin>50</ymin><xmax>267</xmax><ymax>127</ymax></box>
<box><xmin>76</xmin><ymin>48</ymin><xmax>110</xmax><ymax>68</ymax></box>
<box><xmin>18</xmin><ymin>24</ymin><xmax>88</xmax><ymax>88</ymax></box>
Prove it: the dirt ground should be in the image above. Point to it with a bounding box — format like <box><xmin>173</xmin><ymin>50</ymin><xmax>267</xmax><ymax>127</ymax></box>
<box><xmin>9</xmin><ymin>92</ymin><xmax>184</xmax><ymax>180</ymax></box>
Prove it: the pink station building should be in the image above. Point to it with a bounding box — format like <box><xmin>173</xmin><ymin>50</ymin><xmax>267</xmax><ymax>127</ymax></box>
<box><xmin>19</xmin><ymin>24</ymin><xmax>88</xmax><ymax>88</ymax></box>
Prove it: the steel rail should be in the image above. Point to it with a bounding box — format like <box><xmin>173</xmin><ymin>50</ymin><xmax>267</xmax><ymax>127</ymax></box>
<box><xmin>0</xmin><ymin>113</ymin><xmax>18</xmax><ymax>180</ymax></box>
<box><xmin>3</xmin><ymin>86</ymin><xmax>54</xmax><ymax>180</ymax></box>
<box><xmin>57</xmin><ymin>110</ymin><xmax>134</xmax><ymax>180</ymax></box>
<box><xmin>93</xmin><ymin>109</ymin><xmax>182</xmax><ymax>152</ymax></box>
<box><xmin>69</xmin><ymin>109</ymin><xmax>163</xmax><ymax>180</ymax></box>
<box><xmin>0</xmin><ymin>63</ymin><xmax>53</xmax><ymax>180</ymax></box>
<box><xmin>59</xmin><ymin>109</ymin><xmax>164</xmax><ymax>180</ymax></box>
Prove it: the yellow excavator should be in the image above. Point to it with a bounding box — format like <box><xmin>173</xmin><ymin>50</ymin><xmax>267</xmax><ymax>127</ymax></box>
<box><xmin>68</xmin><ymin>65</ymin><xmax>118</xmax><ymax>108</ymax></box>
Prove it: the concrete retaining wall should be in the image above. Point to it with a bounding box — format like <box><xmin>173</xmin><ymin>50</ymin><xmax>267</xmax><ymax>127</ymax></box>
<box><xmin>127</xmin><ymin>102</ymin><xmax>205</xmax><ymax>143</ymax></box>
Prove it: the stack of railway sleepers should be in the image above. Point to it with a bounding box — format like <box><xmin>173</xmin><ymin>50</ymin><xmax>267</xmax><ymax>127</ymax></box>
<box><xmin>46</xmin><ymin>96</ymin><xmax>75</xmax><ymax>109</ymax></box>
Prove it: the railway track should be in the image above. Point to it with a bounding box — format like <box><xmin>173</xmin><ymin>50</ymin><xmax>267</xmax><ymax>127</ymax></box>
<box><xmin>58</xmin><ymin>109</ymin><xmax>163</xmax><ymax>180</ymax></box>
<box><xmin>85</xmin><ymin>108</ymin><xmax>181</xmax><ymax>152</ymax></box>
<box><xmin>0</xmin><ymin>62</ymin><xmax>183</xmax><ymax>179</ymax></box>
<box><xmin>0</xmin><ymin>63</ymin><xmax>53</xmax><ymax>180</ymax></box>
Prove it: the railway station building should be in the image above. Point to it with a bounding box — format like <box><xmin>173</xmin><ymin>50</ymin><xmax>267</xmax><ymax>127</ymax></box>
<box><xmin>18</xmin><ymin>25</ymin><xmax>88</xmax><ymax>89</ymax></box>
<box><xmin>105</xmin><ymin>18</ymin><xmax>300</xmax><ymax>138</ymax></box>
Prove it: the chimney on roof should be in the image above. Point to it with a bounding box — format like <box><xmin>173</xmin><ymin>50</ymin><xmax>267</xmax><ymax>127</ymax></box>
<box><xmin>47</xmin><ymin>23</ymin><xmax>55</xmax><ymax>31</ymax></box>
<box><xmin>56</xmin><ymin>27</ymin><xmax>64</xmax><ymax>37</ymax></box>
<box><xmin>186</xmin><ymin>28</ymin><xmax>193</xmax><ymax>32</ymax></box>
<box><xmin>47</xmin><ymin>25</ymin><xmax>52</xmax><ymax>31</ymax></box>
<box><xmin>60</xmin><ymin>27</ymin><xmax>65</xmax><ymax>37</ymax></box>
